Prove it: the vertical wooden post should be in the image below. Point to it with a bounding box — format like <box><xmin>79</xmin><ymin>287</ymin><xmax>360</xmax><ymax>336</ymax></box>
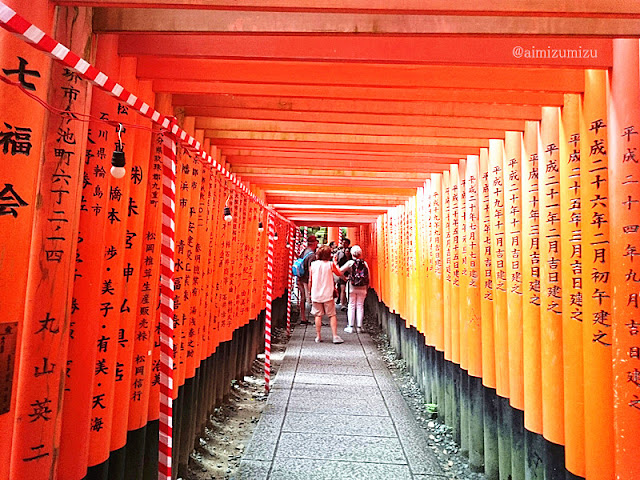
<box><xmin>479</xmin><ymin>148</ymin><xmax>496</xmax><ymax>391</ymax></box>
<box><xmin>538</xmin><ymin>107</ymin><xmax>565</xmax><ymax>447</ymax></box>
<box><xmin>608</xmin><ymin>38</ymin><xmax>640</xmax><ymax>480</ymax></box>
<box><xmin>431</xmin><ymin>174</ymin><xmax>445</xmax><ymax>354</ymax></box>
<box><xmin>521</xmin><ymin>121</ymin><xmax>543</xmax><ymax>436</ymax></box>
<box><xmin>504</xmin><ymin>131</ymin><xmax>525</xmax><ymax>480</ymax></box>
<box><xmin>559</xmin><ymin>93</ymin><xmax>585</xmax><ymax>477</ymax></box>
<box><xmin>488</xmin><ymin>139</ymin><xmax>510</xmax><ymax>400</ymax></box>
<box><xmin>0</xmin><ymin>2</ymin><xmax>53</xmax><ymax>478</ymax></box>
<box><xmin>450</xmin><ymin>164</ymin><xmax>461</xmax><ymax>366</ymax></box>
<box><xmin>443</xmin><ymin>171</ymin><xmax>452</xmax><ymax>362</ymax></box>
<box><xmin>581</xmin><ymin>69</ymin><xmax>614</xmax><ymax>480</ymax></box>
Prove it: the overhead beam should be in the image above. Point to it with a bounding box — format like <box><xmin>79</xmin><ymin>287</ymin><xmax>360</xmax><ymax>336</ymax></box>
<box><xmin>288</xmin><ymin>216</ymin><xmax>380</xmax><ymax>225</ymax></box>
<box><xmin>72</xmin><ymin>0</ymin><xmax>640</xmax><ymax>14</ymax></box>
<box><xmin>211</xmin><ymin>138</ymin><xmax>485</xmax><ymax>155</ymax></box>
<box><xmin>255</xmin><ymin>183</ymin><xmax>416</xmax><ymax>196</ymax></box>
<box><xmin>157</xmin><ymin>80</ymin><xmax>566</xmax><ymax>105</ymax></box>
<box><xmin>181</xmin><ymin>107</ymin><xmax>528</xmax><ymax>131</ymax></box>
<box><xmin>118</xmin><ymin>34</ymin><xmax>612</xmax><ymax>68</ymax></box>
<box><xmin>139</xmin><ymin>58</ymin><xmax>585</xmax><ymax>92</ymax></box>
<box><xmin>93</xmin><ymin>8</ymin><xmax>640</xmax><ymax>36</ymax></box>
<box><xmin>237</xmin><ymin>174</ymin><xmax>426</xmax><ymax>188</ymax></box>
<box><xmin>226</xmin><ymin>156</ymin><xmax>453</xmax><ymax>172</ymax></box>
<box><xmin>172</xmin><ymin>95</ymin><xmax>544</xmax><ymax>120</ymax></box>
<box><xmin>195</xmin><ymin>117</ymin><xmax>510</xmax><ymax>139</ymax></box>
<box><xmin>221</xmin><ymin>149</ymin><xmax>460</xmax><ymax>161</ymax></box>
<box><xmin>231</xmin><ymin>166</ymin><xmax>433</xmax><ymax>180</ymax></box>
<box><xmin>264</xmin><ymin>193</ymin><xmax>406</xmax><ymax>206</ymax></box>
<box><xmin>205</xmin><ymin>130</ymin><xmax>492</xmax><ymax>147</ymax></box>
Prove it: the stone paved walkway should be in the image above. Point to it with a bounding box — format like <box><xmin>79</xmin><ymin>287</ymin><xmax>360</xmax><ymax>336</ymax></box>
<box><xmin>239</xmin><ymin>308</ymin><xmax>446</xmax><ymax>479</ymax></box>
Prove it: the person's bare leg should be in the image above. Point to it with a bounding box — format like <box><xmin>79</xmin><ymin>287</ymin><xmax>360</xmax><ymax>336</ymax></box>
<box><xmin>298</xmin><ymin>281</ymin><xmax>307</xmax><ymax>322</ymax></box>
<box><xmin>315</xmin><ymin>314</ymin><xmax>322</xmax><ymax>340</ymax></box>
<box><xmin>330</xmin><ymin>315</ymin><xmax>338</xmax><ymax>337</ymax></box>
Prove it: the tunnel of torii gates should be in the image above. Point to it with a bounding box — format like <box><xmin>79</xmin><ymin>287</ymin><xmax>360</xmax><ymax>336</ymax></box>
<box><xmin>1</xmin><ymin>1</ymin><xmax>640</xmax><ymax>480</ymax></box>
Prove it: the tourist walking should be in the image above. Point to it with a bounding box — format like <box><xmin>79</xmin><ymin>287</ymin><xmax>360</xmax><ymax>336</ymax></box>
<box><xmin>340</xmin><ymin>245</ymin><xmax>370</xmax><ymax>333</ymax></box>
<box><xmin>309</xmin><ymin>245</ymin><xmax>347</xmax><ymax>344</ymax></box>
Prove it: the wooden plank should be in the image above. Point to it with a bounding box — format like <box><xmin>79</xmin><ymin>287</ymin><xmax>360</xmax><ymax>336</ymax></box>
<box><xmin>93</xmin><ymin>8</ymin><xmax>640</xmax><ymax>36</ymax></box>
<box><xmin>172</xmin><ymin>95</ymin><xmax>544</xmax><ymax>119</ymax></box>
<box><xmin>183</xmin><ymin>107</ymin><xmax>528</xmax><ymax>131</ymax></box>
<box><xmin>70</xmin><ymin>0</ymin><xmax>640</xmax><ymax>14</ymax></box>
<box><xmin>156</xmin><ymin>80</ymin><xmax>566</xmax><ymax>105</ymax></box>
<box><xmin>118</xmin><ymin>34</ymin><xmax>612</xmax><ymax>68</ymax></box>
<box><xmin>140</xmin><ymin>58</ymin><xmax>585</xmax><ymax>91</ymax></box>
<box><xmin>194</xmin><ymin>117</ymin><xmax>510</xmax><ymax>138</ymax></box>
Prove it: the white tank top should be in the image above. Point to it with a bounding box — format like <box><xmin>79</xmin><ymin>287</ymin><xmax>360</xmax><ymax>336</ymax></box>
<box><xmin>309</xmin><ymin>260</ymin><xmax>335</xmax><ymax>303</ymax></box>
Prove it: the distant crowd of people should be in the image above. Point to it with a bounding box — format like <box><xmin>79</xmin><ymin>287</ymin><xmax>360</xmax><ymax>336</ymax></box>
<box><xmin>293</xmin><ymin>235</ymin><xmax>370</xmax><ymax>344</ymax></box>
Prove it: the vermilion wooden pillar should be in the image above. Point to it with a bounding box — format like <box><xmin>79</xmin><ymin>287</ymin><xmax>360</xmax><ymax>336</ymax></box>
<box><xmin>0</xmin><ymin>2</ymin><xmax>53</xmax><ymax>477</ymax></box>
<box><xmin>503</xmin><ymin>132</ymin><xmax>524</xmax><ymax>412</ymax></box>
<box><xmin>431</xmin><ymin>173</ymin><xmax>445</xmax><ymax>353</ymax></box>
<box><xmin>608</xmin><ymin>38</ymin><xmax>640</xmax><ymax>480</ymax></box>
<box><xmin>327</xmin><ymin>226</ymin><xmax>339</xmax><ymax>245</ymax></box>
<box><xmin>488</xmin><ymin>140</ymin><xmax>509</xmax><ymax>400</ymax></box>
<box><xmin>559</xmin><ymin>93</ymin><xmax>585</xmax><ymax>476</ymax></box>
<box><xmin>450</xmin><ymin>164</ymin><xmax>460</xmax><ymax>365</ymax></box>
<box><xmin>443</xmin><ymin>171</ymin><xmax>452</xmax><ymax>361</ymax></box>
<box><xmin>581</xmin><ymin>69</ymin><xmax>614</xmax><ymax>480</ymax></box>
<box><xmin>465</xmin><ymin>156</ymin><xmax>482</xmax><ymax>379</ymax></box>
<box><xmin>521</xmin><ymin>121</ymin><xmax>543</xmax><ymax>435</ymax></box>
<box><xmin>479</xmin><ymin>148</ymin><xmax>496</xmax><ymax>391</ymax></box>
<box><xmin>538</xmin><ymin>106</ymin><xmax>565</xmax><ymax>447</ymax></box>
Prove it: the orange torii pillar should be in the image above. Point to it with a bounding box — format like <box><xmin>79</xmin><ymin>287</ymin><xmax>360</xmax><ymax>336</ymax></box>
<box><xmin>347</xmin><ymin>227</ymin><xmax>358</xmax><ymax>246</ymax></box>
<box><xmin>521</xmin><ymin>121</ymin><xmax>545</xmax><ymax>479</ymax></box>
<box><xmin>503</xmin><ymin>131</ymin><xmax>526</xmax><ymax>480</ymax></box>
<box><xmin>327</xmin><ymin>226</ymin><xmax>339</xmax><ymax>246</ymax></box>
<box><xmin>581</xmin><ymin>69</ymin><xmax>614</xmax><ymax>480</ymax></box>
<box><xmin>608</xmin><ymin>38</ymin><xmax>640</xmax><ymax>480</ymax></box>
<box><xmin>464</xmin><ymin>155</ymin><xmax>485</xmax><ymax>472</ymax></box>
<box><xmin>488</xmin><ymin>139</ymin><xmax>514</xmax><ymax>479</ymax></box>
<box><xmin>539</xmin><ymin>106</ymin><xmax>566</xmax><ymax>476</ymax></box>
<box><xmin>0</xmin><ymin>1</ymin><xmax>53</xmax><ymax>478</ymax></box>
<box><xmin>559</xmin><ymin>93</ymin><xmax>585</xmax><ymax>478</ymax></box>
<box><xmin>479</xmin><ymin>147</ymin><xmax>498</xmax><ymax>479</ymax></box>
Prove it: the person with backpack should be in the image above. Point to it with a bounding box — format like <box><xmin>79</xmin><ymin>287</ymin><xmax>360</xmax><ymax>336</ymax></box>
<box><xmin>339</xmin><ymin>245</ymin><xmax>370</xmax><ymax>334</ymax></box>
<box><xmin>293</xmin><ymin>235</ymin><xmax>318</xmax><ymax>324</ymax></box>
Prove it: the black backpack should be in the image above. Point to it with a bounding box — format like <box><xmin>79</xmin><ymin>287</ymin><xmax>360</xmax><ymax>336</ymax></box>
<box><xmin>350</xmin><ymin>259</ymin><xmax>369</xmax><ymax>287</ymax></box>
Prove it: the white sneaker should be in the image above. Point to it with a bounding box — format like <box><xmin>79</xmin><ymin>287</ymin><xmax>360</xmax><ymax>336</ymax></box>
<box><xmin>333</xmin><ymin>336</ymin><xmax>344</xmax><ymax>344</ymax></box>
<box><xmin>344</xmin><ymin>326</ymin><xmax>354</xmax><ymax>333</ymax></box>
<box><xmin>356</xmin><ymin>327</ymin><xmax>363</xmax><ymax>334</ymax></box>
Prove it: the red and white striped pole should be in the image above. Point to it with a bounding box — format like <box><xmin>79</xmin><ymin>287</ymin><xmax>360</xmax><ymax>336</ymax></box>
<box><xmin>264</xmin><ymin>214</ymin><xmax>275</xmax><ymax>392</ymax></box>
<box><xmin>286</xmin><ymin>224</ymin><xmax>295</xmax><ymax>336</ymax></box>
<box><xmin>303</xmin><ymin>226</ymin><xmax>308</xmax><ymax>246</ymax></box>
<box><xmin>339</xmin><ymin>226</ymin><xmax>344</xmax><ymax>245</ymax></box>
<box><xmin>159</xmin><ymin>131</ymin><xmax>177</xmax><ymax>480</ymax></box>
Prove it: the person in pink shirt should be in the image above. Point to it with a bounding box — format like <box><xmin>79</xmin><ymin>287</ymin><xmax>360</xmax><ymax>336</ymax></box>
<box><xmin>309</xmin><ymin>245</ymin><xmax>347</xmax><ymax>344</ymax></box>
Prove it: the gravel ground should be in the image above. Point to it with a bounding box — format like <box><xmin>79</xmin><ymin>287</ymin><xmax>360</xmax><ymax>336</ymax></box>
<box><xmin>183</xmin><ymin>325</ymin><xmax>290</xmax><ymax>480</ymax></box>
<box><xmin>363</xmin><ymin>311</ymin><xmax>486</xmax><ymax>480</ymax></box>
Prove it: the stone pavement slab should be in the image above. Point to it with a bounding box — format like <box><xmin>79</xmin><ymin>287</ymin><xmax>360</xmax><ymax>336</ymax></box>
<box><xmin>240</xmin><ymin>307</ymin><xmax>444</xmax><ymax>479</ymax></box>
